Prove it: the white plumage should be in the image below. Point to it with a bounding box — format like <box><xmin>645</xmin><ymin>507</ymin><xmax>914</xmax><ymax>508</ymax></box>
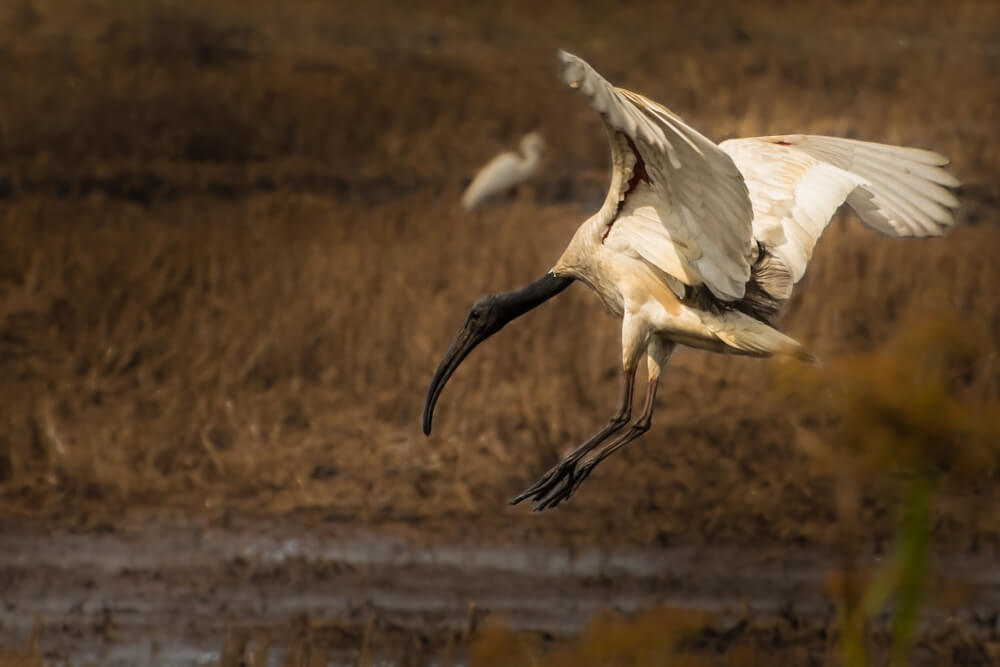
<box><xmin>556</xmin><ymin>51</ymin><xmax>958</xmax><ymax>304</ymax></box>
<box><xmin>424</xmin><ymin>50</ymin><xmax>960</xmax><ymax>510</ymax></box>
<box><xmin>720</xmin><ymin>134</ymin><xmax>960</xmax><ymax>284</ymax></box>
<box><xmin>461</xmin><ymin>132</ymin><xmax>545</xmax><ymax>209</ymax></box>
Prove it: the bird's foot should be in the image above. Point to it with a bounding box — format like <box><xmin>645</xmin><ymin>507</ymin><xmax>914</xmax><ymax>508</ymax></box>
<box><xmin>509</xmin><ymin>457</ymin><xmax>595</xmax><ymax>511</ymax></box>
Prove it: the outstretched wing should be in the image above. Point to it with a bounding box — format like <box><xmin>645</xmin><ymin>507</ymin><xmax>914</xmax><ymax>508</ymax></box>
<box><xmin>559</xmin><ymin>50</ymin><xmax>756</xmax><ymax>301</ymax></box>
<box><xmin>720</xmin><ymin>135</ymin><xmax>960</xmax><ymax>288</ymax></box>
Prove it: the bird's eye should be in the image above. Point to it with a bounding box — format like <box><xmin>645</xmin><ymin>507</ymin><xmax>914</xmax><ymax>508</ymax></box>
<box><xmin>469</xmin><ymin>310</ymin><xmax>481</xmax><ymax>322</ymax></box>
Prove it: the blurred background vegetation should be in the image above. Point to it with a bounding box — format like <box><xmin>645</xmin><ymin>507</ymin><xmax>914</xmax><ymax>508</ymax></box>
<box><xmin>1</xmin><ymin>0</ymin><xmax>999</xmax><ymax>664</ymax></box>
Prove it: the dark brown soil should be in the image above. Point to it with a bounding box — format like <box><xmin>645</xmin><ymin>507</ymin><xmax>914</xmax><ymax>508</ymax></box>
<box><xmin>2</xmin><ymin>516</ymin><xmax>998</xmax><ymax>665</ymax></box>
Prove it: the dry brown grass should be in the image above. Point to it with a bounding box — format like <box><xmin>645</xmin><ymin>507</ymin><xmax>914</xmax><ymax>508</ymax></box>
<box><xmin>0</xmin><ymin>0</ymin><xmax>998</xmax><ymax>548</ymax></box>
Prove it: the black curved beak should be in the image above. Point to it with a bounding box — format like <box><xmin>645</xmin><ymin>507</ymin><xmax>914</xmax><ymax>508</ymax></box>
<box><xmin>421</xmin><ymin>273</ymin><xmax>574</xmax><ymax>437</ymax></box>
<box><xmin>422</xmin><ymin>320</ymin><xmax>488</xmax><ymax>435</ymax></box>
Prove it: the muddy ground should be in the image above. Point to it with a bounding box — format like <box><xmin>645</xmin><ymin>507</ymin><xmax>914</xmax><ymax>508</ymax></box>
<box><xmin>1</xmin><ymin>0</ymin><xmax>999</xmax><ymax>664</ymax></box>
<box><xmin>3</xmin><ymin>516</ymin><xmax>1000</xmax><ymax>665</ymax></box>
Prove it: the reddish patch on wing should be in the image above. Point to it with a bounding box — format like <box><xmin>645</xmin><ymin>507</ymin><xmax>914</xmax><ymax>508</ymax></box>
<box><xmin>603</xmin><ymin>137</ymin><xmax>653</xmax><ymax>242</ymax></box>
<box><xmin>623</xmin><ymin>137</ymin><xmax>652</xmax><ymax>191</ymax></box>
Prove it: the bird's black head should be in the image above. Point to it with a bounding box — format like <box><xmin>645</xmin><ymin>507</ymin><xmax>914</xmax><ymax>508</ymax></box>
<box><xmin>465</xmin><ymin>294</ymin><xmax>507</xmax><ymax>338</ymax></box>
<box><xmin>421</xmin><ymin>296</ymin><xmax>511</xmax><ymax>437</ymax></box>
<box><xmin>422</xmin><ymin>272</ymin><xmax>574</xmax><ymax>436</ymax></box>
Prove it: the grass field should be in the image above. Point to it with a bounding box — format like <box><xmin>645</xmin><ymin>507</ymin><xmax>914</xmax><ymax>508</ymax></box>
<box><xmin>1</xmin><ymin>1</ymin><xmax>1000</xmax><ymax>662</ymax></box>
<box><xmin>2</xmin><ymin>0</ymin><xmax>998</xmax><ymax>546</ymax></box>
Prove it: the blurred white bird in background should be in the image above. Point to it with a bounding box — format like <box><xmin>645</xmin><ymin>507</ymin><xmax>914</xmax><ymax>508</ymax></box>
<box><xmin>461</xmin><ymin>132</ymin><xmax>545</xmax><ymax>209</ymax></box>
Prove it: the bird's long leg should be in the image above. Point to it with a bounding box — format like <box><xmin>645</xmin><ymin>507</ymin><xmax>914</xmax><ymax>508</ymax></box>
<box><xmin>509</xmin><ymin>365</ymin><xmax>637</xmax><ymax>506</ymax></box>
<box><xmin>530</xmin><ymin>338</ymin><xmax>675</xmax><ymax>511</ymax></box>
<box><xmin>510</xmin><ymin>317</ymin><xmax>651</xmax><ymax>508</ymax></box>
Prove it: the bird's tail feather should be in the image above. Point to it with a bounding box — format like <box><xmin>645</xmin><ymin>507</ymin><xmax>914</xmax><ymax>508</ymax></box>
<box><xmin>710</xmin><ymin>314</ymin><xmax>816</xmax><ymax>364</ymax></box>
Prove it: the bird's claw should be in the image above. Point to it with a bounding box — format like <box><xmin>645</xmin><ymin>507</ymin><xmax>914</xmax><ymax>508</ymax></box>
<box><xmin>509</xmin><ymin>458</ymin><xmax>595</xmax><ymax>511</ymax></box>
<box><xmin>508</xmin><ymin>464</ymin><xmax>564</xmax><ymax>506</ymax></box>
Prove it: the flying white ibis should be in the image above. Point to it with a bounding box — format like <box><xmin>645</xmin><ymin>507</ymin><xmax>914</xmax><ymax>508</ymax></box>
<box><xmin>461</xmin><ymin>132</ymin><xmax>546</xmax><ymax>209</ymax></box>
<box><xmin>424</xmin><ymin>50</ymin><xmax>960</xmax><ymax>511</ymax></box>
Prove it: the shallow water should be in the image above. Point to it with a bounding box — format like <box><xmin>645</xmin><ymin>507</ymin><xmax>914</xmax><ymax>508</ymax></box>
<box><xmin>1</xmin><ymin>518</ymin><xmax>996</xmax><ymax>666</ymax></box>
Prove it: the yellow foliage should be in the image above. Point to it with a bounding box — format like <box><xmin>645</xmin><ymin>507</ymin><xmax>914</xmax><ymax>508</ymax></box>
<box><xmin>783</xmin><ymin>312</ymin><xmax>1000</xmax><ymax>479</ymax></box>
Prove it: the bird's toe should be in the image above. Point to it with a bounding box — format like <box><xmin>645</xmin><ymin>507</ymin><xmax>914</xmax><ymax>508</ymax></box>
<box><xmin>529</xmin><ymin>463</ymin><xmax>593</xmax><ymax>511</ymax></box>
<box><xmin>510</xmin><ymin>460</ymin><xmax>575</xmax><ymax>507</ymax></box>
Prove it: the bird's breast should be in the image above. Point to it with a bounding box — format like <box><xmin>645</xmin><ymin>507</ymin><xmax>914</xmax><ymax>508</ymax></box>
<box><xmin>554</xmin><ymin>247</ymin><xmax>628</xmax><ymax>318</ymax></box>
<box><xmin>581</xmin><ymin>273</ymin><xmax>626</xmax><ymax>317</ymax></box>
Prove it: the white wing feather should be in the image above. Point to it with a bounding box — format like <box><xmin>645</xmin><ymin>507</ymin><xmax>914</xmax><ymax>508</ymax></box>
<box><xmin>774</xmin><ymin>135</ymin><xmax>959</xmax><ymax>237</ymax></box>
<box><xmin>559</xmin><ymin>50</ymin><xmax>756</xmax><ymax>301</ymax></box>
<box><xmin>720</xmin><ymin>135</ymin><xmax>960</xmax><ymax>287</ymax></box>
<box><xmin>559</xmin><ymin>51</ymin><xmax>960</xmax><ymax>301</ymax></box>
